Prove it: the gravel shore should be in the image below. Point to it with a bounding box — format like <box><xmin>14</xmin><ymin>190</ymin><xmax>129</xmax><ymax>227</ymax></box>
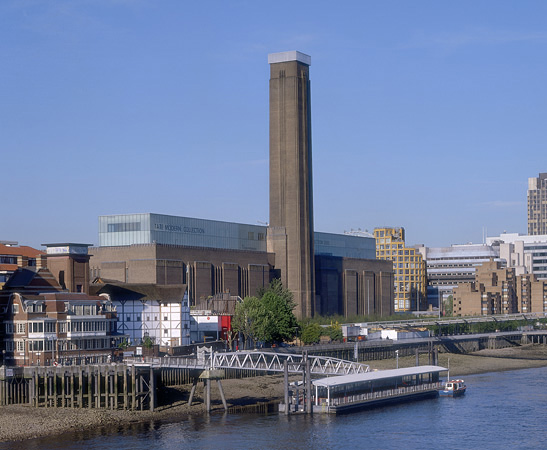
<box><xmin>2</xmin><ymin>344</ymin><xmax>547</xmax><ymax>443</ymax></box>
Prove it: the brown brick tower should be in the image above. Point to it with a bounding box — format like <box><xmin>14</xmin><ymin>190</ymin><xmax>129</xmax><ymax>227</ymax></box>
<box><xmin>267</xmin><ymin>51</ymin><xmax>315</xmax><ymax>318</ymax></box>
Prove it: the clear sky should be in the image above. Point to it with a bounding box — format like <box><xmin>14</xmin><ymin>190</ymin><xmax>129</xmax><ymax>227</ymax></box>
<box><xmin>2</xmin><ymin>0</ymin><xmax>546</xmax><ymax>250</ymax></box>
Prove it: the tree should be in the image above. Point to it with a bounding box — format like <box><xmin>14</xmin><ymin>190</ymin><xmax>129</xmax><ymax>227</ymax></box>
<box><xmin>261</xmin><ymin>290</ymin><xmax>297</xmax><ymax>343</ymax></box>
<box><xmin>232</xmin><ymin>296</ymin><xmax>267</xmax><ymax>349</ymax></box>
<box><xmin>231</xmin><ymin>279</ymin><xmax>297</xmax><ymax>347</ymax></box>
<box><xmin>142</xmin><ymin>335</ymin><xmax>154</xmax><ymax>349</ymax></box>
<box><xmin>326</xmin><ymin>322</ymin><xmax>343</xmax><ymax>342</ymax></box>
<box><xmin>444</xmin><ymin>295</ymin><xmax>454</xmax><ymax>317</ymax></box>
<box><xmin>300</xmin><ymin>322</ymin><xmax>322</xmax><ymax>345</ymax></box>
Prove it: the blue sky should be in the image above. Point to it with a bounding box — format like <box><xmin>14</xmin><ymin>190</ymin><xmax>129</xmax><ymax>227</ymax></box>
<box><xmin>2</xmin><ymin>0</ymin><xmax>546</xmax><ymax>249</ymax></box>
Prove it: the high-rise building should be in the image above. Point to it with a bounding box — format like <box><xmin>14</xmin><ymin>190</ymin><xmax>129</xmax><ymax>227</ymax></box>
<box><xmin>374</xmin><ymin>227</ymin><xmax>427</xmax><ymax>312</ymax></box>
<box><xmin>267</xmin><ymin>51</ymin><xmax>315</xmax><ymax>319</ymax></box>
<box><xmin>527</xmin><ymin>173</ymin><xmax>547</xmax><ymax>235</ymax></box>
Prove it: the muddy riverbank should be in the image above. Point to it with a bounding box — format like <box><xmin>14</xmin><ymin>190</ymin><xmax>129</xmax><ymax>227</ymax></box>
<box><xmin>2</xmin><ymin>344</ymin><xmax>547</xmax><ymax>443</ymax></box>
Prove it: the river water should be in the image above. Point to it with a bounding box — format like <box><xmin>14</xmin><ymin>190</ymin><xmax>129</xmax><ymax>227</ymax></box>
<box><xmin>4</xmin><ymin>367</ymin><xmax>547</xmax><ymax>450</ymax></box>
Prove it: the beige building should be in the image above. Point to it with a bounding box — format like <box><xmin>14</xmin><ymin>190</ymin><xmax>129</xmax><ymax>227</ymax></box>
<box><xmin>374</xmin><ymin>227</ymin><xmax>427</xmax><ymax>312</ymax></box>
<box><xmin>453</xmin><ymin>260</ymin><xmax>547</xmax><ymax>316</ymax></box>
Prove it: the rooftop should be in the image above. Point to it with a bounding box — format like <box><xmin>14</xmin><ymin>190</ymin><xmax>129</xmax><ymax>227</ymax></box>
<box><xmin>313</xmin><ymin>365</ymin><xmax>447</xmax><ymax>388</ymax></box>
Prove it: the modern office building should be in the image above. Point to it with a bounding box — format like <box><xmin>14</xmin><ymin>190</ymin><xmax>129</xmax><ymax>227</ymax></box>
<box><xmin>267</xmin><ymin>51</ymin><xmax>315</xmax><ymax>318</ymax></box>
<box><xmin>415</xmin><ymin>243</ymin><xmax>501</xmax><ymax>309</ymax></box>
<box><xmin>374</xmin><ymin>227</ymin><xmax>426</xmax><ymax>312</ymax></box>
<box><xmin>486</xmin><ymin>232</ymin><xmax>547</xmax><ymax>280</ymax></box>
<box><xmin>527</xmin><ymin>173</ymin><xmax>547</xmax><ymax>235</ymax></box>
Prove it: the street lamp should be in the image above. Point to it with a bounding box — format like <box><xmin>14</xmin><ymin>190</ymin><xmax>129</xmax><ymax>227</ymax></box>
<box><xmin>395</xmin><ymin>350</ymin><xmax>399</xmax><ymax>369</ymax></box>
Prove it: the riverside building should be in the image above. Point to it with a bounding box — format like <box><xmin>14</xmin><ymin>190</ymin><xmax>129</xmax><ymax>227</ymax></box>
<box><xmin>91</xmin><ymin>213</ymin><xmax>393</xmax><ymax>319</ymax></box>
<box><xmin>0</xmin><ymin>244</ymin><xmax>122</xmax><ymax>366</ymax></box>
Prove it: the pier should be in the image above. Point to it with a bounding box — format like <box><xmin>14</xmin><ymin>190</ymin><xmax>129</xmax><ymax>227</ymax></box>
<box><xmin>0</xmin><ymin>364</ymin><xmax>156</xmax><ymax>410</ymax></box>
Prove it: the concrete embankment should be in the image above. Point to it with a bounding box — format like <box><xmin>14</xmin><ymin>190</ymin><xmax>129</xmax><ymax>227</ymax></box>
<box><xmin>2</xmin><ymin>344</ymin><xmax>547</xmax><ymax>443</ymax></box>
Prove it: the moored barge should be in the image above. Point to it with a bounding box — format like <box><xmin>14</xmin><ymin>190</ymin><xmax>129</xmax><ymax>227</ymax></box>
<box><xmin>307</xmin><ymin>365</ymin><xmax>447</xmax><ymax>414</ymax></box>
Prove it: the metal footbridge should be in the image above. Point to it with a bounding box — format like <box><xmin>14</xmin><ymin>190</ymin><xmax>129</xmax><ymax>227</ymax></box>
<box><xmin>131</xmin><ymin>351</ymin><xmax>369</xmax><ymax>375</ymax></box>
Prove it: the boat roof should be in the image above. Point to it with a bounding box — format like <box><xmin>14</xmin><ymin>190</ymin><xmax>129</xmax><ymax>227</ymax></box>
<box><xmin>313</xmin><ymin>365</ymin><xmax>448</xmax><ymax>388</ymax></box>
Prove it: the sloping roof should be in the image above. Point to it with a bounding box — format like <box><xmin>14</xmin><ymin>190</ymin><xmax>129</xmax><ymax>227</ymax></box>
<box><xmin>3</xmin><ymin>267</ymin><xmax>63</xmax><ymax>290</ymax></box>
<box><xmin>0</xmin><ymin>244</ymin><xmax>44</xmax><ymax>257</ymax></box>
<box><xmin>90</xmin><ymin>282</ymin><xmax>187</xmax><ymax>302</ymax></box>
<box><xmin>312</xmin><ymin>366</ymin><xmax>448</xmax><ymax>388</ymax></box>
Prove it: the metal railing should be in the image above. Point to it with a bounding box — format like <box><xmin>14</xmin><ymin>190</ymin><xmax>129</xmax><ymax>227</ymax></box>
<box><xmin>327</xmin><ymin>381</ymin><xmax>443</xmax><ymax>407</ymax></box>
<box><xmin>126</xmin><ymin>351</ymin><xmax>370</xmax><ymax>375</ymax></box>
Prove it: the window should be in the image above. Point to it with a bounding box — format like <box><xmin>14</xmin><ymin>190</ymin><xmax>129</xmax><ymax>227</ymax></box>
<box><xmin>5</xmin><ymin>323</ymin><xmax>13</xmax><ymax>334</ymax></box>
<box><xmin>29</xmin><ymin>322</ymin><xmax>44</xmax><ymax>333</ymax></box>
<box><xmin>164</xmin><ymin>329</ymin><xmax>168</xmax><ymax>335</ymax></box>
<box><xmin>16</xmin><ymin>341</ymin><xmax>25</xmax><ymax>352</ymax></box>
<box><xmin>16</xmin><ymin>323</ymin><xmax>25</xmax><ymax>334</ymax></box>
<box><xmin>12</xmin><ymin>304</ymin><xmax>19</xmax><ymax>314</ymax></box>
<box><xmin>107</xmin><ymin>222</ymin><xmax>141</xmax><ymax>232</ymax></box>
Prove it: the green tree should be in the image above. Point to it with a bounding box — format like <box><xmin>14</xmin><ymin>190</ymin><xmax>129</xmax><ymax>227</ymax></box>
<box><xmin>326</xmin><ymin>322</ymin><xmax>343</xmax><ymax>342</ymax></box>
<box><xmin>232</xmin><ymin>296</ymin><xmax>267</xmax><ymax>349</ymax></box>
<box><xmin>300</xmin><ymin>322</ymin><xmax>322</xmax><ymax>345</ymax></box>
<box><xmin>261</xmin><ymin>287</ymin><xmax>297</xmax><ymax>343</ymax></box>
<box><xmin>232</xmin><ymin>279</ymin><xmax>297</xmax><ymax>347</ymax></box>
<box><xmin>142</xmin><ymin>335</ymin><xmax>154</xmax><ymax>349</ymax></box>
<box><xmin>444</xmin><ymin>295</ymin><xmax>454</xmax><ymax>317</ymax></box>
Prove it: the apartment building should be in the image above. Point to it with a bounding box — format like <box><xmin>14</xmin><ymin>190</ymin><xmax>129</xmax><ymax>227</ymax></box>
<box><xmin>453</xmin><ymin>260</ymin><xmax>547</xmax><ymax>316</ymax></box>
<box><xmin>374</xmin><ymin>227</ymin><xmax>426</xmax><ymax>312</ymax></box>
<box><xmin>1</xmin><ymin>267</ymin><xmax>119</xmax><ymax>366</ymax></box>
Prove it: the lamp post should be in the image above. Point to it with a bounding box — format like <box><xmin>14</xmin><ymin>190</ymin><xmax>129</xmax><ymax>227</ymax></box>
<box><xmin>395</xmin><ymin>350</ymin><xmax>399</xmax><ymax>369</ymax></box>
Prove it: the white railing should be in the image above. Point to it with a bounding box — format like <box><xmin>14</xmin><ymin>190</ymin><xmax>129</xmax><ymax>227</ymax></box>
<box><xmin>327</xmin><ymin>382</ymin><xmax>443</xmax><ymax>407</ymax></box>
<box><xmin>126</xmin><ymin>351</ymin><xmax>369</xmax><ymax>375</ymax></box>
<box><xmin>212</xmin><ymin>351</ymin><xmax>369</xmax><ymax>375</ymax></box>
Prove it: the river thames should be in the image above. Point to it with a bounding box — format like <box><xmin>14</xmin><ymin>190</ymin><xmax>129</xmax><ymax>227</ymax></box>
<box><xmin>3</xmin><ymin>366</ymin><xmax>547</xmax><ymax>450</ymax></box>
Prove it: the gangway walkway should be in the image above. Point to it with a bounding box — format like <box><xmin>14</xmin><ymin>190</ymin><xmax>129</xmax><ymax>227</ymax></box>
<box><xmin>127</xmin><ymin>350</ymin><xmax>369</xmax><ymax>375</ymax></box>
